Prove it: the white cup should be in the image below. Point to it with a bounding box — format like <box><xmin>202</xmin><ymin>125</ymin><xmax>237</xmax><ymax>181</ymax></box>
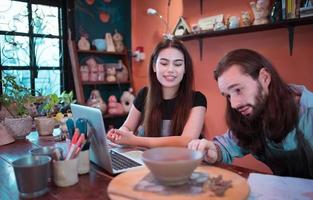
<box><xmin>53</xmin><ymin>157</ymin><xmax>78</xmax><ymax>187</ymax></box>
<box><xmin>78</xmin><ymin>150</ymin><xmax>90</xmax><ymax>175</ymax></box>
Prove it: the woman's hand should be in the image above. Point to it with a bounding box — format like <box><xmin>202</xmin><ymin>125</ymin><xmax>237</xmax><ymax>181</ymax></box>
<box><xmin>107</xmin><ymin>128</ymin><xmax>136</xmax><ymax>146</ymax></box>
<box><xmin>188</xmin><ymin>139</ymin><xmax>219</xmax><ymax>164</ymax></box>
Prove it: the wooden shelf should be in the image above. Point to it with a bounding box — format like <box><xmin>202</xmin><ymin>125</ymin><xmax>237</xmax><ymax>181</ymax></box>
<box><xmin>176</xmin><ymin>17</ymin><xmax>313</xmax><ymax>41</ymax></box>
<box><xmin>82</xmin><ymin>80</ymin><xmax>130</xmax><ymax>85</ymax></box>
<box><xmin>175</xmin><ymin>16</ymin><xmax>313</xmax><ymax>58</ymax></box>
<box><xmin>68</xmin><ymin>40</ymin><xmax>133</xmax><ymax>105</ymax></box>
<box><xmin>77</xmin><ymin>49</ymin><xmax>127</xmax><ymax>56</ymax></box>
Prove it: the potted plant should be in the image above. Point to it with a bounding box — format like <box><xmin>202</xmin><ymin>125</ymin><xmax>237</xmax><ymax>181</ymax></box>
<box><xmin>0</xmin><ymin>75</ymin><xmax>35</xmax><ymax>139</ymax></box>
<box><xmin>59</xmin><ymin>90</ymin><xmax>76</xmax><ymax>114</ymax></box>
<box><xmin>34</xmin><ymin>93</ymin><xmax>60</xmax><ymax>136</ymax></box>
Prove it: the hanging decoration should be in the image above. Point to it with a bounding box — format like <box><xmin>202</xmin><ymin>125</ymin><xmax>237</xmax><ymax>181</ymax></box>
<box><xmin>85</xmin><ymin>0</ymin><xmax>95</xmax><ymax>5</ymax></box>
<box><xmin>99</xmin><ymin>11</ymin><xmax>110</xmax><ymax>23</ymax></box>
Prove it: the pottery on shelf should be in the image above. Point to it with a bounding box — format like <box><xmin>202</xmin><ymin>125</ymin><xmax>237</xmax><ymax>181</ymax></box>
<box><xmin>78</xmin><ymin>36</ymin><xmax>91</xmax><ymax>51</ymax></box>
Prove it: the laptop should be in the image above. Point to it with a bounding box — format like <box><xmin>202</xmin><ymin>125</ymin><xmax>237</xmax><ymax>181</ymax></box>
<box><xmin>70</xmin><ymin>104</ymin><xmax>144</xmax><ymax>174</ymax></box>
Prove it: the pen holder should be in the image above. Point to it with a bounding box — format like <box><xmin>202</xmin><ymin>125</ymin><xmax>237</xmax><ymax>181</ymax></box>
<box><xmin>53</xmin><ymin>157</ymin><xmax>78</xmax><ymax>187</ymax></box>
<box><xmin>78</xmin><ymin>149</ymin><xmax>90</xmax><ymax>175</ymax></box>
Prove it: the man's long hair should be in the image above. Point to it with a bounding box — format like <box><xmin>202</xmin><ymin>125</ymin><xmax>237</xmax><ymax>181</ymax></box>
<box><xmin>143</xmin><ymin>39</ymin><xmax>194</xmax><ymax>137</ymax></box>
<box><xmin>214</xmin><ymin>49</ymin><xmax>298</xmax><ymax>154</ymax></box>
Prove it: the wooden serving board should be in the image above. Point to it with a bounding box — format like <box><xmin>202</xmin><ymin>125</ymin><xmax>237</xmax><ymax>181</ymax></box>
<box><xmin>107</xmin><ymin>166</ymin><xmax>250</xmax><ymax>200</ymax></box>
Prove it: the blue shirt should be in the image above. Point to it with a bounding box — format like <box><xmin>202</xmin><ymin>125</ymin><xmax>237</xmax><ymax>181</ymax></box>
<box><xmin>214</xmin><ymin>85</ymin><xmax>313</xmax><ymax>171</ymax></box>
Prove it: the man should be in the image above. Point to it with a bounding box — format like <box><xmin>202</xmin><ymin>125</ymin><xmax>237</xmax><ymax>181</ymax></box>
<box><xmin>188</xmin><ymin>49</ymin><xmax>313</xmax><ymax>178</ymax></box>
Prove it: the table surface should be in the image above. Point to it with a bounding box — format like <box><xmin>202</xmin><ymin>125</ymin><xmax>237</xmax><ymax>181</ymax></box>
<box><xmin>0</xmin><ymin>131</ymin><xmax>257</xmax><ymax>200</ymax></box>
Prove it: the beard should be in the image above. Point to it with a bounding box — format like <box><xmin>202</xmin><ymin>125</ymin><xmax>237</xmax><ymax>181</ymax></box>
<box><xmin>237</xmin><ymin>83</ymin><xmax>267</xmax><ymax>121</ymax></box>
<box><xmin>225</xmin><ymin>82</ymin><xmax>268</xmax><ymax>154</ymax></box>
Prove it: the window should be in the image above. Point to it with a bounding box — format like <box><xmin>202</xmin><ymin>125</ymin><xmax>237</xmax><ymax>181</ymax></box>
<box><xmin>0</xmin><ymin>0</ymin><xmax>65</xmax><ymax>96</ymax></box>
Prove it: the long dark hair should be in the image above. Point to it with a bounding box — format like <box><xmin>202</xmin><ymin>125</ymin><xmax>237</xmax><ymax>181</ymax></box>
<box><xmin>214</xmin><ymin>49</ymin><xmax>298</xmax><ymax>153</ymax></box>
<box><xmin>143</xmin><ymin>38</ymin><xmax>194</xmax><ymax>137</ymax></box>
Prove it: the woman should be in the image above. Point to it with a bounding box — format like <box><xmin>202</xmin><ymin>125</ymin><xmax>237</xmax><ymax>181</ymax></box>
<box><xmin>107</xmin><ymin>38</ymin><xmax>207</xmax><ymax>148</ymax></box>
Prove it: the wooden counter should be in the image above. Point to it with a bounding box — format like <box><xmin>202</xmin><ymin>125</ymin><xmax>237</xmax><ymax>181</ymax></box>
<box><xmin>0</xmin><ymin>131</ymin><xmax>256</xmax><ymax>200</ymax></box>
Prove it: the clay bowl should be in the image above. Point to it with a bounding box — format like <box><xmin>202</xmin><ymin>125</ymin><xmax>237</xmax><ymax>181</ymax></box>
<box><xmin>142</xmin><ymin>147</ymin><xmax>203</xmax><ymax>185</ymax></box>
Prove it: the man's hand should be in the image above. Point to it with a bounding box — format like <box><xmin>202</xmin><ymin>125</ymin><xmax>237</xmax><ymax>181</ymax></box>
<box><xmin>188</xmin><ymin>139</ymin><xmax>219</xmax><ymax>164</ymax></box>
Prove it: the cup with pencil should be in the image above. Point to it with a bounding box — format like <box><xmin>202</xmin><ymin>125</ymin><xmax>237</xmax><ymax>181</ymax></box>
<box><xmin>66</xmin><ymin>118</ymin><xmax>92</xmax><ymax>174</ymax></box>
<box><xmin>52</xmin><ymin>118</ymin><xmax>92</xmax><ymax>187</ymax></box>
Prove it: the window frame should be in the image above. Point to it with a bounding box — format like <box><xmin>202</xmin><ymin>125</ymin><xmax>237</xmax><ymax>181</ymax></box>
<box><xmin>0</xmin><ymin>0</ymin><xmax>67</xmax><ymax>96</ymax></box>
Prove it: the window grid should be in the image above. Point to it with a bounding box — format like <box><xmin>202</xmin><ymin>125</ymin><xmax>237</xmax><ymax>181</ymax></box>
<box><xmin>0</xmin><ymin>0</ymin><xmax>65</xmax><ymax>96</ymax></box>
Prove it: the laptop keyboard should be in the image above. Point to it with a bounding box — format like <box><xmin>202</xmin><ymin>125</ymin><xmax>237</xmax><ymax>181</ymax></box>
<box><xmin>110</xmin><ymin>150</ymin><xmax>141</xmax><ymax>170</ymax></box>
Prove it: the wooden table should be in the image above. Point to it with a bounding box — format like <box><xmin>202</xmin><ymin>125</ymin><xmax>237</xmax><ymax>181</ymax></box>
<box><xmin>0</xmin><ymin>131</ymin><xmax>257</xmax><ymax>200</ymax></box>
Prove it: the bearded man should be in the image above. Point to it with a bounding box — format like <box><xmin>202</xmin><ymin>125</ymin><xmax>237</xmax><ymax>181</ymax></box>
<box><xmin>188</xmin><ymin>49</ymin><xmax>313</xmax><ymax>178</ymax></box>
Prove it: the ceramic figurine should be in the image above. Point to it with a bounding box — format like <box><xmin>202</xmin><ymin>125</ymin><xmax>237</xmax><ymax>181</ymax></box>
<box><xmin>78</xmin><ymin>36</ymin><xmax>91</xmax><ymax>50</ymax></box>
<box><xmin>241</xmin><ymin>11</ymin><xmax>252</xmax><ymax>27</ymax></box>
<box><xmin>214</xmin><ymin>21</ymin><xmax>227</xmax><ymax>31</ymax></box>
<box><xmin>106</xmin><ymin>66</ymin><xmax>116</xmax><ymax>82</ymax></box>
<box><xmin>86</xmin><ymin>57</ymin><xmax>98</xmax><ymax>82</ymax></box>
<box><xmin>80</xmin><ymin>65</ymin><xmax>89</xmax><ymax>81</ymax></box>
<box><xmin>107</xmin><ymin>95</ymin><xmax>124</xmax><ymax>115</ymax></box>
<box><xmin>98</xmin><ymin>64</ymin><xmax>105</xmax><ymax>81</ymax></box>
<box><xmin>250</xmin><ymin>0</ymin><xmax>270</xmax><ymax>25</ymax></box>
<box><xmin>116</xmin><ymin>60</ymin><xmax>128</xmax><ymax>82</ymax></box>
<box><xmin>105</xmin><ymin>33</ymin><xmax>116</xmax><ymax>52</ymax></box>
<box><xmin>112</xmin><ymin>30</ymin><xmax>125</xmax><ymax>53</ymax></box>
<box><xmin>86</xmin><ymin>89</ymin><xmax>107</xmax><ymax>113</ymax></box>
<box><xmin>120</xmin><ymin>89</ymin><xmax>135</xmax><ymax>113</ymax></box>
<box><xmin>228</xmin><ymin>16</ymin><xmax>240</xmax><ymax>29</ymax></box>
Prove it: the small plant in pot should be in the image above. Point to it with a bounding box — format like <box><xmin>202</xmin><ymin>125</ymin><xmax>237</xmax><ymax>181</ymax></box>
<box><xmin>34</xmin><ymin>93</ymin><xmax>60</xmax><ymax>136</ymax></box>
<box><xmin>0</xmin><ymin>75</ymin><xmax>36</xmax><ymax>139</ymax></box>
<box><xmin>59</xmin><ymin>90</ymin><xmax>76</xmax><ymax>115</ymax></box>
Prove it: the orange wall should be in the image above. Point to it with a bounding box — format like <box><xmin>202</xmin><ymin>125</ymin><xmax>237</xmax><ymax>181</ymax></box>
<box><xmin>131</xmin><ymin>0</ymin><xmax>313</xmax><ymax>173</ymax></box>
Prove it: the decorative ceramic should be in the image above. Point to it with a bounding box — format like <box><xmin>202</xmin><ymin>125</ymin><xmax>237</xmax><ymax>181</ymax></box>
<box><xmin>228</xmin><ymin>16</ymin><xmax>240</xmax><ymax>29</ymax></box>
<box><xmin>99</xmin><ymin>11</ymin><xmax>110</xmax><ymax>23</ymax></box>
<box><xmin>86</xmin><ymin>57</ymin><xmax>98</xmax><ymax>82</ymax></box>
<box><xmin>116</xmin><ymin>60</ymin><xmax>128</xmax><ymax>82</ymax></box>
<box><xmin>106</xmin><ymin>66</ymin><xmax>116</xmax><ymax>82</ymax></box>
<box><xmin>241</xmin><ymin>11</ymin><xmax>252</xmax><ymax>27</ymax></box>
<box><xmin>86</xmin><ymin>90</ymin><xmax>107</xmax><ymax>113</ymax></box>
<box><xmin>120</xmin><ymin>90</ymin><xmax>135</xmax><ymax>113</ymax></box>
<box><xmin>80</xmin><ymin>65</ymin><xmax>89</xmax><ymax>81</ymax></box>
<box><xmin>98</xmin><ymin>64</ymin><xmax>105</xmax><ymax>81</ymax></box>
<box><xmin>77</xmin><ymin>36</ymin><xmax>90</xmax><ymax>51</ymax></box>
<box><xmin>105</xmin><ymin>33</ymin><xmax>115</xmax><ymax>52</ymax></box>
<box><xmin>92</xmin><ymin>39</ymin><xmax>106</xmax><ymax>51</ymax></box>
<box><xmin>112</xmin><ymin>30</ymin><xmax>125</xmax><ymax>53</ymax></box>
<box><xmin>107</xmin><ymin>95</ymin><xmax>124</xmax><ymax>115</ymax></box>
<box><xmin>250</xmin><ymin>0</ymin><xmax>270</xmax><ymax>25</ymax></box>
<box><xmin>213</xmin><ymin>21</ymin><xmax>227</xmax><ymax>31</ymax></box>
<box><xmin>85</xmin><ymin>0</ymin><xmax>95</xmax><ymax>5</ymax></box>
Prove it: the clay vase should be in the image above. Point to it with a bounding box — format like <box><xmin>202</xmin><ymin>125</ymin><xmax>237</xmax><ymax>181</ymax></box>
<box><xmin>78</xmin><ymin>36</ymin><xmax>91</xmax><ymax>51</ymax></box>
